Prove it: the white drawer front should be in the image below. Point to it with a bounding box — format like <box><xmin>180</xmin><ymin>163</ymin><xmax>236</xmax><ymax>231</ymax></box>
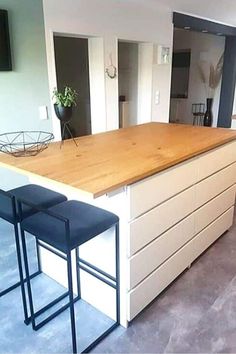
<box><xmin>195</xmin><ymin>163</ymin><xmax>236</xmax><ymax>209</ymax></box>
<box><xmin>195</xmin><ymin>185</ymin><xmax>236</xmax><ymax>235</ymax></box>
<box><xmin>127</xmin><ymin>207</ymin><xmax>234</xmax><ymax>321</ymax></box>
<box><xmin>128</xmin><ymin>186</ymin><xmax>195</xmax><ymax>257</ymax></box>
<box><xmin>128</xmin><ymin>159</ymin><xmax>197</xmax><ymax>219</ymax></box>
<box><xmin>128</xmin><ymin>214</ymin><xmax>194</xmax><ymax>290</ymax></box>
<box><xmin>198</xmin><ymin>141</ymin><xmax>236</xmax><ymax>181</ymax></box>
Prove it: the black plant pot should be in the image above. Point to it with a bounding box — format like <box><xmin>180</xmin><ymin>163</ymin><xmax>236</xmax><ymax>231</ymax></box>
<box><xmin>203</xmin><ymin>98</ymin><xmax>213</xmax><ymax>127</ymax></box>
<box><xmin>54</xmin><ymin>104</ymin><xmax>72</xmax><ymax>123</ymax></box>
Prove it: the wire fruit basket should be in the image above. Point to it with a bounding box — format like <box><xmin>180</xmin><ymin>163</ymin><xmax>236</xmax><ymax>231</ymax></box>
<box><xmin>0</xmin><ymin>131</ymin><xmax>54</xmax><ymax>157</ymax></box>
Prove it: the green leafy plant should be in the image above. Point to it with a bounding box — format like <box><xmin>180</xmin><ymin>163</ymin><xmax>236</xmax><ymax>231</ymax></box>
<box><xmin>53</xmin><ymin>86</ymin><xmax>78</xmax><ymax>107</ymax></box>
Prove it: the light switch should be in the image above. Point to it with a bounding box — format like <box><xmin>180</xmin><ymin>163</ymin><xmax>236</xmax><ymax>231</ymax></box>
<box><xmin>39</xmin><ymin>106</ymin><xmax>48</xmax><ymax>120</ymax></box>
<box><xmin>155</xmin><ymin>91</ymin><xmax>160</xmax><ymax>105</ymax></box>
<box><xmin>157</xmin><ymin>46</ymin><xmax>171</xmax><ymax>65</ymax></box>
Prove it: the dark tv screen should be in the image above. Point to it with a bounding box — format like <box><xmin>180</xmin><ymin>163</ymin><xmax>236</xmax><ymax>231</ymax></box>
<box><xmin>0</xmin><ymin>10</ymin><xmax>12</xmax><ymax>71</ymax></box>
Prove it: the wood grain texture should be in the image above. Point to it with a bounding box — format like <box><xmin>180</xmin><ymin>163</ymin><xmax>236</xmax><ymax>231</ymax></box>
<box><xmin>0</xmin><ymin>122</ymin><xmax>236</xmax><ymax>198</ymax></box>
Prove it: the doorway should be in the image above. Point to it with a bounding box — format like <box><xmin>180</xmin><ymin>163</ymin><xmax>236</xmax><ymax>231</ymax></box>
<box><xmin>118</xmin><ymin>41</ymin><xmax>139</xmax><ymax>128</ymax></box>
<box><xmin>54</xmin><ymin>36</ymin><xmax>91</xmax><ymax>138</ymax></box>
<box><xmin>170</xmin><ymin>28</ymin><xmax>225</xmax><ymax>126</ymax></box>
<box><xmin>171</xmin><ymin>12</ymin><xmax>236</xmax><ymax>128</ymax></box>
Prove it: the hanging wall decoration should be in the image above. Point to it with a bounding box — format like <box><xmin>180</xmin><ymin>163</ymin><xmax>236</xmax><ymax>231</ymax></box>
<box><xmin>198</xmin><ymin>52</ymin><xmax>224</xmax><ymax>127</ymax></box>
<box><xmin>105</xmin><ymin>53</ymin><xmax>117</xmax><ymax>79</ymax></box>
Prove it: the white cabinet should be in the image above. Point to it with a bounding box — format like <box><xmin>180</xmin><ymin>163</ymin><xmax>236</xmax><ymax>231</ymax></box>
<box><xmin>128</xmin><ymin>187</ymin><xmax>195</xmax><ymax>256</ymax></box>
<box><xmin>128</xmin><ymin>214</ymin><xmax>194</xmax><ymax>290</ymax></box>
<box><xmin>126</xmin><ymin>141</ymin><xmax>236</xmax><ymax>322</ymax></box>
<box><xmin>197</xmin><ymin>141</ymin><xmax>236</xmax><ymax>181</ymax></box>
<box><xmin>195</xmin><ymin>163</ymin><xmax>236</xmax><ymax>209</ymax></box>
<box><xmin>128</xmin><ymin>158</ymin><xmax>197</xmax><ymax>219</ymax></box>
<box><xmin>195</xmin><ymin>185</ymin><xmax>236</xmax><ymax>234</ymax></box>
<box><xmin>127</xmin><ymin>207</ymin><xmax>234</xmax><ymax>321</ymax></box>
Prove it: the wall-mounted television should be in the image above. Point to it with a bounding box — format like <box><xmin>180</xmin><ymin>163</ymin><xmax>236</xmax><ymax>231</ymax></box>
<box><xmin>0</xmin><ymin>10</ymin><xmax>12</xmax><ymax>71</ymax></box>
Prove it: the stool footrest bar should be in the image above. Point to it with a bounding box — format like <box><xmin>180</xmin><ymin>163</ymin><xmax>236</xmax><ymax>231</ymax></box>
<box><xmin>82</xmin><ymin>322</ymin><xmax>119</xmax><ymax>353</ymax></box>
<box><xmin>33</xmin><ymin>295</ymin><xmax>80</xmax><ymax>331</ymax></box>
<box><xmin>37</xmin><ymin>240</ymin><xmax>67</xmax><ymax>261</ymax></box>
<box><xmin>78</xmin><ymin>257</ymin><xmax>116</xmax><ymax>283</ymax></box>
<box><xmin>0</xmin><ymin>269</ymin><xmax>41</xmax><ymax>298</ymax></box>
<box><xmin>79</xmin><ymin>263</ymin><xmax>116</xmax><ymax>289</ymax></box>
<box><xmin>33</xmin><ymin>290</ymin><xmax>70</xmax><ymax>320</ymax></box>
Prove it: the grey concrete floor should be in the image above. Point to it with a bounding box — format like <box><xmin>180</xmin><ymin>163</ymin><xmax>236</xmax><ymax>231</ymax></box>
<box><xmin>1</xmin><ymin>213</ymin><xmax>236</xmax><ymax>353</ymax></box>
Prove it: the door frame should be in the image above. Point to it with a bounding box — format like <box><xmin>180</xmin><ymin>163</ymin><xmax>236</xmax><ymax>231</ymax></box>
<box><xmin>45</xmin><ymin>30</ymin><xmax>107</xmax><ymax>141</ymax></box>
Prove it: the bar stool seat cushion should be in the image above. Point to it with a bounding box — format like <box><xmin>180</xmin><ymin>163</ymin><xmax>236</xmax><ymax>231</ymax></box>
<box><xmin>0</xmin><ymin>184</ymin><xmax>67</xmax><ymax>223</ymax></box>
<box><xmin>21</xmin><ymin>200</ymin><xmax>119</xmax><ymax>253</ymax></box>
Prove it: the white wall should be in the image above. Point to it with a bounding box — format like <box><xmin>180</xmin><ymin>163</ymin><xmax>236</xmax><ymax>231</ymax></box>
<box><xmin>42</xmin><ymin>0</ymin><xmax>173</xmax><ymax>135</ymax></box>
<box><xmin>88</xmin><ymin>37</ymin><xmax>107</xmax><ymax>134</ymax></box>
<box><xmin>152</xmin><ymin>61</ymin><xmax>173</xmax><ymax>123</ymax></box>
<box><xmin>0</xmin><ymin>0</ymin><xmax>52</xmax><ymax>134</ymax></box>
<box><xmin>170</xmin><ymin>29</ymin><xmax>225</xmax><ymax>126</ymax></box>
<box><xmin>137</xmin><ymin>43</ymin><xmax>154</xmax><ymax>124</ymax></box>
<box><xmin>0</xmin><ymin>0</ymin><xmax>51</xmax><ymax>190</ymax></box>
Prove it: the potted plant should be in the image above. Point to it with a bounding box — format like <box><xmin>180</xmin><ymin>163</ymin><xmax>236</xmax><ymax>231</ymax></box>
<box><xmin>53</xmin><ymin>86</ymin><xmax>78</xmax><ymax>122</ymax></box>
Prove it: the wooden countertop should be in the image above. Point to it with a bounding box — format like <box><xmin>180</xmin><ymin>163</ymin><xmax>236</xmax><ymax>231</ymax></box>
<box><xmin>1</xmin><ymin>123</ymin><xmax>236</xmax><ymax>198</ymax></box>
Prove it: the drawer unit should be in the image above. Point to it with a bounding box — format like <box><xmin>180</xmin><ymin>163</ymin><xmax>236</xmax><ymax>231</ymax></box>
<box><xmin>127</xmin><ymin>207</ymin><xmax>234</xmax><ymax>321</ymax></box>
<box><xmin>128</xmin><ymin>158</ymin><xmax>197</xmax><ymax>219</ymax></box>
<box><xmin>128</xmin><ymin>141</ymin><xmax>236</xmax><ymax>221</ymax></box>
<box><xmin>197</xmin><ymin>141</ymin><xmax>236</xmax><ymax>181</ymax></box>
<box><xmin>128</xmin><ymin>185</ymin><xmax>236</xmax><ymax>292</ymax></box>
<box><xmin>195</xmin><ymin>185</ymin><xmax>236</xmax><ymax>235</ymax></box>
<box><xmin>128</xmin><ymin>186</ymin><xmax>195</xmax><ymax>257</ymax></box>
<box><xmin>195</xmin><ymin>163</ymin><xmax>236</xmax><ymax>209</ymax></box>
<box><xmin>128</xmin><ymin>214</ymin><xmax>194</xmax><ymax>290</ymax></box>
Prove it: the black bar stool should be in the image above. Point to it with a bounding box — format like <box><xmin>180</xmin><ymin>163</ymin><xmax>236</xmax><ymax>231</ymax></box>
<box><xmin>0</xmin><ymin>184</ymin><xmax>67</xmax><ymax>324</ymax></box>
<box><xmin>18</xmin><ymin>199</ymin><xmax>120</xmax><ymax>354</ymax></box>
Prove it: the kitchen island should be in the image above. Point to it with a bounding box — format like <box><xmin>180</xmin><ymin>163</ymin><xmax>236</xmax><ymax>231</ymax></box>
<box><xmin>1</xmin><ymin>122</ymin><xmax>236</xmax><ymax>327</ymax></box>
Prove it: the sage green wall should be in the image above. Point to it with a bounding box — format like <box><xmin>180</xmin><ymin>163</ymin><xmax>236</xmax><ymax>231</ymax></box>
<box><xmin>0</xmin><ymin>0</ymin><xmax>52</xmax><ymax>188</ymax></box>
<box><xmin>0</xmin><ymin>0</ymin><xmax>52</xmax><ymax>133</ymax></box>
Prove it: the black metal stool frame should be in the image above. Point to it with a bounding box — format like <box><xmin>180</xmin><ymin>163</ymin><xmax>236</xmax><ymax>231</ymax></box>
<box><xmin>0</xmin><ymin>189</ymin><xmax>41</xmax><ymax>325</ymax></box>
<box><xmin>17</xmin><ymin>201</ymin><xmax>78</xmax><ymax>332</ymax></box>
<box><xmin>18</xmin><ymin>199</ymin><xmax>120</xmax><ymax>354</ymax></box>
